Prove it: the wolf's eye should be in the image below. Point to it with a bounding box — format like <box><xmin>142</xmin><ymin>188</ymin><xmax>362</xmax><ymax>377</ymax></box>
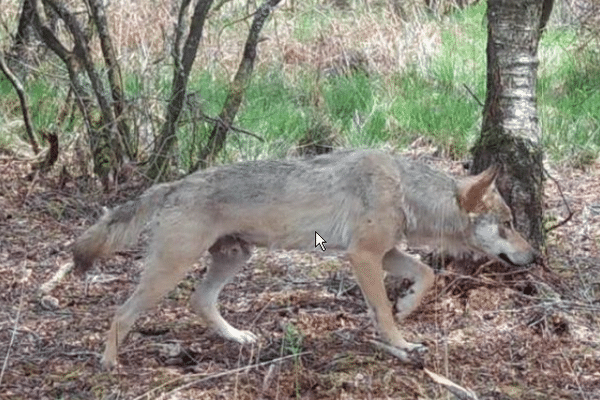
<box><xmin>503</xmin><ymin>221</ymin><xmax>512</xmax><ymax>229</ymax></box>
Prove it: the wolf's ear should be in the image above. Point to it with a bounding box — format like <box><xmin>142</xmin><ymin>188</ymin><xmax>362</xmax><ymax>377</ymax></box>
<box><xmin>457</xmin><ymin>165</ymin><xmax>499</xmax><ymax>212</ymax></box>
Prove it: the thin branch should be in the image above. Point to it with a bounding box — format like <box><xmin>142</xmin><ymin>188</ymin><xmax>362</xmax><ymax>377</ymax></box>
<box><xmin>544</xmin><ymin>167</ymin><xmax>574</xmax><ymax>233</ymax></box>
<box><xmin>197</xmin><ymin>0</ymin><xmax>281</xmax><ymax>168</ymax></box>
<box><xmin>463</xmin><ymin>83</ymin><xmax>484</xmax><ymax>107</ymax></box>
<box><xmin>0</xmin><ymin>287</ymin><xmax>24</xmax><ymax>386</ymax></box>
<box><xmin>0</xmin><ymin>51</ymin><xmax>39</xmax><ymax>154</ymax></box>
<box><xmin>88</xmin><ymin>0</ymin><xmax>133</xmax><ymax>158</ymax></box>
<box><xmin>423</xmin><ymin>368</ymin><xmax>479</xmax><ymax>400</ymax></box>
<box><xmin>186</xmin><ymin>113</ymin><xmax>264</xmax><ymax>142</ymax></box>
<box><xmin>369</xmin><ymin>339</ymin><xmax>419</xmax><ymax>365</ymax></box>
<box><xmin>173</xmin><ymin>0</ymin><xmax>193</xmax><ymax>66</ymax></box>
<box><xmin>147</xmin><ymin>0</ymin><xmax>215</xmax><ymax>180</ymax></box>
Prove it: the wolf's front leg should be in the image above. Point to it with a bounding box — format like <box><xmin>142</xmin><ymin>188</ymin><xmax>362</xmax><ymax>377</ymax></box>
<box><xmin>383</xmin><ymin>248</ymin><xmax>434</xmax><ymax>321</ymax></box>
<box><xmin>349</xmin><ymin>249</ymin><xmax>425</xmax><ymax>352</ymax></box>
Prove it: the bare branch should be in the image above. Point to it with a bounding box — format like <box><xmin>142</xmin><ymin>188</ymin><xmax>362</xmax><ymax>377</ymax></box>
<box><xmin>544</xmin><ymin>167</ymin><xmax>574</xmax><ymax>233</ymax></box>
<box><xmin>0</xmin><ymin>51</ymin><xmax>39</xmax><ymax>154</ymax></box>
<box><xmin>196</xmin><ymin>0</ymin><xmax>282</xmax><ymax>168</ymax></box>
<box><xmin>148</xmin><ymin>0</ymin><xmax>215</xmax><ymax>180</ymax></box>
<box><xmin>88</xmin><ymin>0</ymin><xmax>133</xmax><ymax>158</ymax></box>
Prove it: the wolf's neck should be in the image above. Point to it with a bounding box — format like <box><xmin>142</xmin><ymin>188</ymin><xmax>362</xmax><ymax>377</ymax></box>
<box><xmin>400</xmin><ymin>177</ymin><xmax>471</xmax><ymax>245</ymax></box>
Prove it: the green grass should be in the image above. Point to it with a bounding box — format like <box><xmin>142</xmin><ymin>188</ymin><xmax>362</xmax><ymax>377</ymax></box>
<box><xmin>0</xmin><ymin>74</ymin><xmax>65</xmax><ymax>149</ymax></box>
<box><xmin>283</xmin><ymin>323</ymin><xmax>305</xmax><ymax>399</ymax></box>
<box><xmin>390</xmin><ymin>70</ymin><xmax>480</xmax><ymax>156</ymax></box>
<box><xmin>28</xmin><ymin>80</ymin><xmax>62</xmax><ymax>128</ymax></box>
<box><xmin>322</xmin><ymin>72</ymin><xmax>391</xmax><ymax>145</ymax></box>
<box><xmin>538</xmin><ymin>47</ymin><xmax>600</xmax><ymax>165</ymax></box>
<box><xmin>239</xmin><ymin>69</ymin><xmax>310</xmax><ymax>143</ymax></box>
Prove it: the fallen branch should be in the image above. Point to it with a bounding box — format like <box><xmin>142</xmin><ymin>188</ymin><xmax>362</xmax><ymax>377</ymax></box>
<box><xmin>369</xmin><ymin>339</ymin><xmax>423</xmax><ymax>367</ymax></box>
<box><xmin>423</xmin><ymin>368</ymin><xmax>479</xmax><ymax>400</ymax></box>
<box><xmin>371</xmin><ymin>339</ymin><xmax>479</xmax><ymax>400</ymax></box>
<box><xmin>39</xmin><ymin>261</ymin><xmax>73</xmax><ymax>295</ymax></box>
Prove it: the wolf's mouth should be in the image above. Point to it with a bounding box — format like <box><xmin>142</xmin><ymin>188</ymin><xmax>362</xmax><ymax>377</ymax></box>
<box><xmin>497</xmin><ymin>253</ymin><xmax>517</xmax><ymax>266</ymax></box>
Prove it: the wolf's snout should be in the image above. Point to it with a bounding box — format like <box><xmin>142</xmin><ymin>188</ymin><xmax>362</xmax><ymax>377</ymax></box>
<box><xmin>500</xmin><ymin>248</ymin><xmax>539</xmax><ymax>266</ymax></box>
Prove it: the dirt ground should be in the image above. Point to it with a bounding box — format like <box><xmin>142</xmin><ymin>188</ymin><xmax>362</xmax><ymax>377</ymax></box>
<box><xmin>0</xmin><ymin>151</ymin><xmax>598</xmax><ymax>400</ymax></box>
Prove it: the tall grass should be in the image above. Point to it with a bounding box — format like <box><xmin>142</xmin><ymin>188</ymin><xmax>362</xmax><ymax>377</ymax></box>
<box><xmin>539</xmin><ymin>39</ymin><xmax>600</xmax><ymax>165</ymax></box>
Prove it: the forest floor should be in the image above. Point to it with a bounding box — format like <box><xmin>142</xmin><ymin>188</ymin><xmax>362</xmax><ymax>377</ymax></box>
<box><xmin>0</xmin><ymin>148</ymin><xmax>599</xmax><ymax>400</ymax></box>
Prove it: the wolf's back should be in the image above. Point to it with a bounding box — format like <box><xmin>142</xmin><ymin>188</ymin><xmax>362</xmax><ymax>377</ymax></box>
<box><xmin>72</xmin><ymin>183</ymin><xmax>174</xmax><ymax>274</ymax></box>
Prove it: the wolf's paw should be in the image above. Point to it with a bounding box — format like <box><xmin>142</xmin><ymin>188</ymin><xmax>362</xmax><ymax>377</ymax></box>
<box><xmin>370</xmin><ymin>339</ymin><xmax>427</xmax><ymax>368</ymax></box>
<box><xmin>403</xmin><ymin>341</ymin><xmax>427</xmax><ymax>354</ymax></box>
<box><xmin>101</xmin><ymin>353</ymin><xmax>117</xmax><ymax>370</ymax></box>
<box><xmin>222</xmin><ymin>327</ymin><xmax>258</xmax><ymax>344</ymax></box>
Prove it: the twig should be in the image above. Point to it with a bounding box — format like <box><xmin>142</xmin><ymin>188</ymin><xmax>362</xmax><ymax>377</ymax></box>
<box><xmin>463</xmin><ymin>83</ymin><xmax>484</xmax><ymax>107</ymax></box>
<box><xmin>370</xmin><ymin>340</ymin><xmax>478</xmax><ymax>399</ymax></box>
<box><xmin>258</xmin><ymin>362</ymin><xmax>276</xmax><ymax>399</ymax></box>
<box><xmin>0</xmin><ymin>288</ymin><xmax>24</xmax><ymax>386</ymax></box>
<box><xmin>423</xmin><ymin>368</ymin><xmax>479</xmax><ymax>400</ymax></box>
<box><xmin>133</xmin><ymin>351</ymin><xmax>311</xmax><ymax>400</ymax></box>
<box><xmin>197</xmin><ymin>114</ymin><xmax>264</xmax><ymax>142</ymax></box>
<box><xmin>561</xmin><ymin>349</ymin><xmax>588</xmax><ymax>400</ymax></box>
<box><xmin>250</xmin><ymin>298</ymin><xmax>272</xmax><ymax>326</ymax></box>
<box><xmin>369</xmin><ymin>339</ymin><xmax>419</xmax><ymax>366</ymax></box>
<box><xmin>0</xmin><ymin>51</ymin><xmax>39</xmax><ymax>154</ymax></box>
<box><xmin>39</xmin><ymin>261</ymin><xmax>74</xmax><ymax>295</ymax></box>
<box><xmin>544</xmin><ymin>166</ymin><xmax>574</xmax><ymax>233</ymax></box>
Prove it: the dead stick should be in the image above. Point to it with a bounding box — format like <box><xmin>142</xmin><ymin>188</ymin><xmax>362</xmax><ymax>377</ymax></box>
<box><xmin>423</xmin><ymin>368</ymin><xmax>479</xmax><ymax>400</ymax></box>
<box><xmin>39</xmin><ymin>262</ymin><xmax>74</xmax><ymax>295</ymax></box>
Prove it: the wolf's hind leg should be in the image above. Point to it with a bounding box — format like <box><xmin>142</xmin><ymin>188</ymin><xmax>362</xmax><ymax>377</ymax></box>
<box><xmin>383</xmin><ymin>248</ymin><xmax>434</xmax><ymax>321</ymax></box>
<box><xmin>190</xmin><ymin>236</ymin><xmax>256</xmax><ymax>344</ymax></box>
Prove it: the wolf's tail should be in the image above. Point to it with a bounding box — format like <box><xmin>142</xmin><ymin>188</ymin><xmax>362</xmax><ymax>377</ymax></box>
<box><xmin>72</xmin><ymin>183</ymin><xmax>174</xmax><ymax>274</ymax></box>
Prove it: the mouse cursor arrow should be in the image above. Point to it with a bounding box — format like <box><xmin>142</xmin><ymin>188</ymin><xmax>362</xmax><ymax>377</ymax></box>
<box><xmin>315</xmin><ymin>231</ymin><xmax>327</xmax><ymax>251</ymax></box>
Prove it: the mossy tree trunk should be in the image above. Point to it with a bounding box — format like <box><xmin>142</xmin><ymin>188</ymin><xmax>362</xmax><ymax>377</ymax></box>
<box><xmin>31</xmin><ymin>0</ymin><xmax>125</xmax><ymax>190</ymax></box>
<box><xmin>471</xmin><ymin>0</ymin><xmax>554</xmax><ymax>250</ymax></box>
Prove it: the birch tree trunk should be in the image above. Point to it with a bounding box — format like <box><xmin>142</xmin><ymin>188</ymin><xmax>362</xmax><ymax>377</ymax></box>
<box><xmin>471</xmin><ymin>0</ymin><xmax>554</xmax><ymax>250</ymax></box>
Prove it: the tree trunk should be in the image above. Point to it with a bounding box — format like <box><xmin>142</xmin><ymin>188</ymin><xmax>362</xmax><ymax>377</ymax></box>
<box><xmin>147</xmin><ymin>0</ymin><xmax>214</xmax><ymax>181</ymax></box>
<box><xmin>13</xmin><ymin>0</ymin><xmax>36</xmax><ymax>52</ymax></box>
<box><xmin>32</xmin><ymin>0</ymin><xmax>123</xmax><ymax>189</ymax></box>
<box><xmin>88</xmin><ymin>0</ymin><xmax>134</xmax><ymax>159</ymax></box>
<box><xmin>471</xmin><ymin>0</ymin><xmax>554</xmax><ymax>250</ymax></box>
<box><xmin>196</xmin><ymin>0</ymin><xmax>282</xmax><ymax>169</ymax></box>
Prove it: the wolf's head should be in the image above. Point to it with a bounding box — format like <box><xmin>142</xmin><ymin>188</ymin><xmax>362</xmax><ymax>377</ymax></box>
<box><xmin>457</xmin><ymin>167</ymin><xmax>537</xmax><ymax>266</ymax></box>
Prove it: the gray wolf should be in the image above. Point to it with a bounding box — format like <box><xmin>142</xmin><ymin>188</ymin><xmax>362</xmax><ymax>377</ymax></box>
<box><xmin>73</xmin><ymin>149</ymin><xmax>537</xmax><ymax>369</ymax></box>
